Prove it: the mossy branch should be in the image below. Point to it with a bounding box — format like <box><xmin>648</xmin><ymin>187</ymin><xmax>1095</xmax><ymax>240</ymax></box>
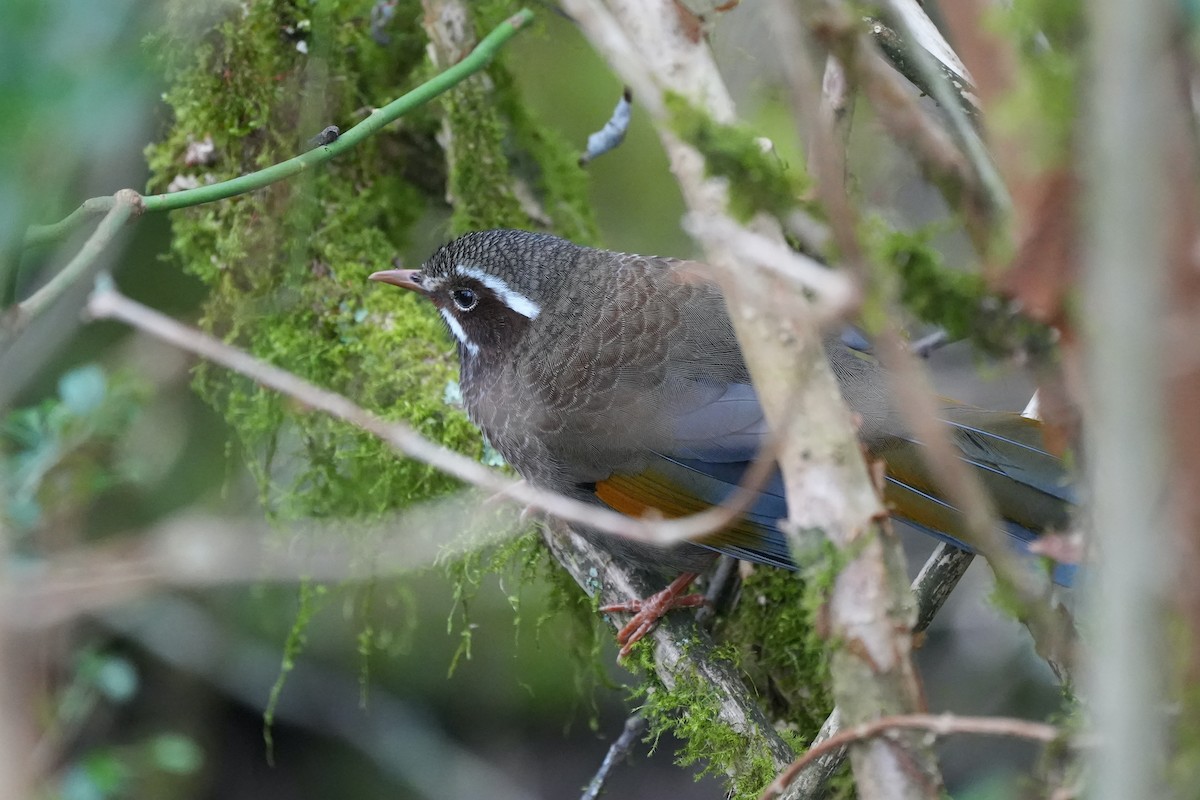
<box><xmin>21</xmin><ymin>8</ymin><xmax>535</xmax><ymax>249</ymax></box>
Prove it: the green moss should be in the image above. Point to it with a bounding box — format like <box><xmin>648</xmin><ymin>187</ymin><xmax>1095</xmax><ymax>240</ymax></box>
<box><xmin>442</xmin><ymin>72</ymin><xmax>533</xmax><ymax>234</ymax></box>
<box><xmin>614</xmin><ymin>545</ymin><xmax>850</xmax><ymax>799</ymax></box>
<box><xmin>626</xmin><ymin>643</ymin><xmax>790</xmax><ymax>800</ymax></box>
<box><xmin>147</xmin><ymin>0</ymin><xmax>476</xmax><ymax>525</ymax></box>
<box><xmin>263</xmin><ymin>580</ymin><xmax>328</xmax><ymax>762</ymax></box>
<box><xmin>718</xmin><ymin>567</ymin><xmax>835</xmax><ymax>734</ymax></box>
<box><xmin>868</xmin><ymin>222</ymin><xmax>1057</xmax><ymax>359</ymax></box>
<box><xmin>443</xmin><ymin>524</ymin><xmax>609</xmax><ymax>716</ymax></box>
<box><xmin>665</xmin><ymin>92</ymin><xmax>810</xmax><ymax>222</ymax></box>
<box><xmin>145</xmin><ymin>0</ymin><xmax>596</xmax><ymax>520</ymax></box>
<box><xmin>435</xmin><ymin>2</ymin><xmax>599</xmax><ymax>240</ymax></box>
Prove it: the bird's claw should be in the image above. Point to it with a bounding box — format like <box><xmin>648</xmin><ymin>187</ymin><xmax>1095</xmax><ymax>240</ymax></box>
<box><xmin>600</xmin><ymin>572</ymin><xmax>707</xmax><ymax>659</ymax></box>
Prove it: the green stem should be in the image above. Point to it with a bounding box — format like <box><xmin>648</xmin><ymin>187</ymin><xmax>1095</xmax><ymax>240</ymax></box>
<box><xmin>7</xmin><ymin>192</ymin><xmax>139</xmax><ymax>335</ymax></box>
<box><xmin>22</xmin><ymin>8</ymin><xmax>535</xmax><ymax>246</ymax></box>
<box><xmin>22</xmin><ymin>197</ymin><xmax>118</xmax><ymax>248</ymax></box>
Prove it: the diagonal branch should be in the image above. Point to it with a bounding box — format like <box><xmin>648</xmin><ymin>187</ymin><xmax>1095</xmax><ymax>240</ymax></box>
<box><xmin>559</xmin><ymin>1</ymin><xmax>944</xmax><ymax>796</ymax></box>
<box><xmin>80</xmin><ymin>279</ymin><xmax>801</xmax><ymax>773</ymax></box>
<box><xmin>82</xmin><ymin>278</ymin><xmax>802</xmax><ymax>549</ymax></box>
<box><xmin>763</xmin><ymin>712</ymin><xmax>1065</xmax><ymax>800</ymax></box>
<box><xmin>543</xmin><ymin>521</ymin><xmax>797</xmax><ymax>772</ymax></box>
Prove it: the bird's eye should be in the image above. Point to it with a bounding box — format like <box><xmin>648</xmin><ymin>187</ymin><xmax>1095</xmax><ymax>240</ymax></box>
<box><xmin>450</xmin><ymin>288</ymin><xmax>478</xmax><ymax>311</ymax></box>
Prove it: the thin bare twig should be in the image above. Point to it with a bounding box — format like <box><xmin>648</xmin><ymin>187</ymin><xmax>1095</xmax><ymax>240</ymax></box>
<box><xmin>83</xmin><ymin>279</ymin><xmax>784</xmax><ymax>550</ymax></box>
<box><xmin>580</xmin><ymin>714</ymin><xmax>647</xmax><ymax>800</ymax></box>
<box><xmin>770</xmin><ymin>0</ymin><xmax>867</xmax><ymax>278</ymax></box>
<box><xmin>5</xmin><ymin>190</ymin><xmax>141</xmax><ymax>337</ymax></box>
<box><xmin>681</xmin><ymin>212</ymin><xmax>858</xmax><ymax>315</ymax></box>
<box><xmin>761</xmin><ymin>713</ymin><xmax>1063</xmax><ymax>800</ymax></box>
<box><xmin>874</xmin><ymin>333</ymin><xmax>1076</xmax><ymax>675</ymax></box>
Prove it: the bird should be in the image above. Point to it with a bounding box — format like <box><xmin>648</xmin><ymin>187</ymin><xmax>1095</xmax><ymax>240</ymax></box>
<box><xmin>369</xmin><ymin>229</ymin><xmax>1074</xmax><ymax>656</ymax></box>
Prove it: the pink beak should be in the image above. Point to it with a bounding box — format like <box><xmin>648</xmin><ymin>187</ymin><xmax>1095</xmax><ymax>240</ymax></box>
<box><xmin>368</xmin><ymin>268</ymin><xmax>427</xmax><ymax>295</ymax></box>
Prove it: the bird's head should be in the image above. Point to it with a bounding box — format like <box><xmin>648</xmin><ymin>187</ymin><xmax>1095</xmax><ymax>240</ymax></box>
<box><xmin>369</xmin><ymin>229</ymin><xmax>582</xmax><ymax>360</ymax></box>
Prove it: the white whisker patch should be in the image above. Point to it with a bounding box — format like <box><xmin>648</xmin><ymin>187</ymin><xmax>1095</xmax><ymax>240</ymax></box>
<box><xmin>440</xmin><ymin>308</ymin><xmax>479</xmax><ymax>355</ymax></box>
<box><xmin>457</xmin><ymin>264</ymin><xmax>541</xmax><ymax>319</ymax></box>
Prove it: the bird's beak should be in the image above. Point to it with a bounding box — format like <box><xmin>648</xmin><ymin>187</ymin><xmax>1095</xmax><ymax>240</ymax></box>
<box><xmin>368</xmin><ymin>268</ymin><xmax>427</xmax><ymax>295</ymax></box>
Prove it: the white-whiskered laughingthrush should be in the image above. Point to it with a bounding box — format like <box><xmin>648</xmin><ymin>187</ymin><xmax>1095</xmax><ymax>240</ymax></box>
<box><xmin>369</xmin><ymin>230</ymin><xmax>1073</xmax><ymax>656</ymax></box>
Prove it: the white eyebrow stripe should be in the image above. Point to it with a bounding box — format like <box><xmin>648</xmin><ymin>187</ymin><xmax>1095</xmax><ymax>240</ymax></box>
<box><xmin>457</xmin><ymin>264</ymin><xmax>541</xmax><ymax>319</ymax></box>
<box><xmin>440</xmin><ymin>308</ymin><xmax>479</xmax><ymax>355</ymax></box>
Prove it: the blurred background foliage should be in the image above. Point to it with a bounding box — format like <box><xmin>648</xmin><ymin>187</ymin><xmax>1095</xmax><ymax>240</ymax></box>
<box><xmin>1</xmin><ymin>1</ymin><xmax>1065</xmax><ymax>798</ymax></box>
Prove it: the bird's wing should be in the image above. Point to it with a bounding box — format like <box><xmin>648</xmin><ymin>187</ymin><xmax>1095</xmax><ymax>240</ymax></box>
<box><xmin>876</xmin><ymin>405</ymin><xmax>1074</xmax><ymax>534</ymax></box>
<box><xmin>593</xmin><ymin>378</ymin><xmax>1076</xmax><ymax>583</ymax></box>
<box><xmin>664</xmin><ymin>381</ymin><xmax>769</xmax><ymax>463</ymax></box>
<box><xmin>594</xmin><ymin>451</ymin><xmax>794</xmax><ymax>569</ymax></box>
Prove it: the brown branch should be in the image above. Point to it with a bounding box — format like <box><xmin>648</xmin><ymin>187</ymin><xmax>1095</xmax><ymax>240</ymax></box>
<box><xmin>778</xmin><ymin>542</ymin><xmax>975</xmax><ymax>799</ymax></box>
<box><xmin>761</xmin><ymin>713</ymin><xmax>1064</xmax><ymax>800</ymax></box>
<box><xmin>560</xmin><ymin>3</ymin><xmax>945</xmax><ymax>797</ymax></box>
<box><xmin>580</xmin><ymin>714</ymin><xmax>647</xmax><ymax>800</ymax></box>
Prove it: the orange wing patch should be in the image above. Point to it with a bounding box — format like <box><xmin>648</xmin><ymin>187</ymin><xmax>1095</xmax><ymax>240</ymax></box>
<box><xmin>595</xmin><ymin>471</ymin><xmax>773</xmax><ymax>552</ymax></box>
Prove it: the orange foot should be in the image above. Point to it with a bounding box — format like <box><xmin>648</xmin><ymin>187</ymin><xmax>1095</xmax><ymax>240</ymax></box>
<box><xmin>600</xmin><ymin>572</ymin><xmax>708</xmax><ymax>658</ymax></box>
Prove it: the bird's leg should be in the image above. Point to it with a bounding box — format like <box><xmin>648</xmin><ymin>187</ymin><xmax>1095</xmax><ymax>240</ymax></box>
<box><xmin>600</xmin><ymin>572</ymin><xmax>708</xmax><ymax>658</ymax></box>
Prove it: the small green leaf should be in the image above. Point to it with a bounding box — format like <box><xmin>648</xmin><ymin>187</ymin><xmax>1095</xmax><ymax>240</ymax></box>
<box><xmin>443</xmin><ymin>379</ymin><xmax>463</xmax><ymax>407</ymax></box>
<box><xmin>6</xmin><ymin>495</ymin><xmax>41</xmax><ymax>530</ymax></box>
<box><xmin>60</xmin><ymin>767</ymin><xmax>106</xmax><ymax>800</ymax></box>
<box><xmin>481</xmin><ymin>439</ymin><xmax>506</xmax><ymax>467</ymax></box>
<box><xmin>60</xmin><ymin>752</ymin><xmax>128</xmax><ymax>800</ymax></box>
<box><xmin>149</xmin><ymin>733</ymin><xmax>204</xmax><ymax>775</ymax></box>
<box><xmin>58</xmin><ymin>365</ymin><xmax>108</xmax><ymax>416</ymax></box>
<box><xmin>92</xmin><ymin>656</ymin><xmax>138</xmax><ymax>703</ymax></box>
